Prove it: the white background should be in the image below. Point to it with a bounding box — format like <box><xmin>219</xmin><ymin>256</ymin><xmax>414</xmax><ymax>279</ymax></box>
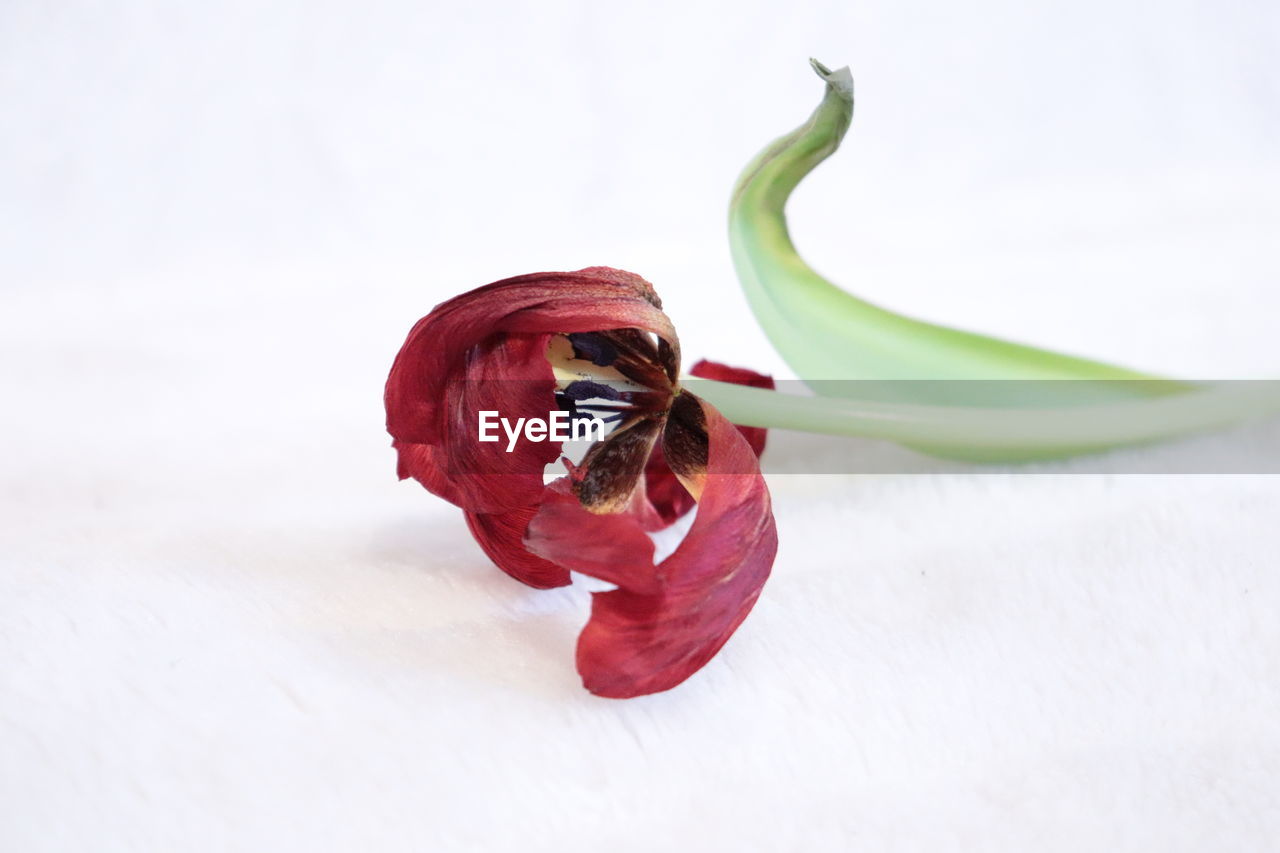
<box><xmin>3</xmin><ymin>1</ymin><xmax>1279</xmax><ymax>850</ymax></box>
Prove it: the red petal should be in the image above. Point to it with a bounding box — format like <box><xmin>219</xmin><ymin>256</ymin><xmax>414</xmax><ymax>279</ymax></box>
<box><xmin>465</xmin><ymin>507</ymin><xmax>571</xmax><ymax>589</ymax></box>
<box><xmin>384</xmin><ymin>267</ymin><xmax>682</xmax><ymax>588</ymax></box>
<box><xmin>639</xmin><ymin>441</ymin><xmax>694</xmax><ymax>528</ymax></box>
<box><xmin>643</xmin><ymin>359</ymin><xmax>774</xmax><ymax>525</ymax></box>
<box><xmin>526</xmin><ymin>396</ymin><xmax>777</xmax><ymax>698</ymax></box>
<box><xmin>392</xmin><ymin>331</ymin><xmax>559</xmax><ymax>514</ymax></box>
<box><xmin>386</xmin><ymin>267</ymin><xmax>677</xmax><ymax>448</ymax></box>
<box><xmin>521</xmin><ymin>480</ymin><xmax>660</xmax><ymax>593</ymax></box>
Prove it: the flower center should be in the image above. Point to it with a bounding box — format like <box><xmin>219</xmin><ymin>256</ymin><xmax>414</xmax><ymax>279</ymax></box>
<box><xmin>546</xmin><ymin>332</ymin><xmax>675</xmax><ymax>430</ymax></box>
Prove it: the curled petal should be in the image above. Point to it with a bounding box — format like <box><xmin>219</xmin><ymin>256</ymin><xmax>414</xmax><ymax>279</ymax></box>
<box><xmin>392</xmin><ymin>331</ymin><xmax>560</xmax><ymax>514</ymax></box>
<box><xmin>385</xmin><ymin>267</ymin><xmax>678</xmax><ymax>448</ymax></box>
<box><xmin>634</xmin><ymin>441</ymin><xmax>688</xmax><ymax>532</ymax></box>
<box><xmin>465</xmin><ymin>507</ymin><xmax>570</xmax><ymax>589</ymax></box>
<box><xmin>526</xmin><ymin>396</ymin><xmax>777</xmax><ymax>698</ymax></box>
<box><xmin>385</xmin><ymin>267</ymin><xmax>684</xmax><ymax>589</ymax></box>
<box><xmin>644</xmin><ymin>360</ymin><xmax>774</xmax><ymax>525</ymax></box>
<box><xmin>520</xmin><ymin>480</ymin><xmax>660</xmax><ymax>594</ymax></box>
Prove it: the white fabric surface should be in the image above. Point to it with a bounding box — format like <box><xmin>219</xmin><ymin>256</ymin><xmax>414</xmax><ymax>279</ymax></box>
<box><xmin>3</xmin><ymin>1</ymin><xmax>1279</xmax><ymax>850</ymax></box>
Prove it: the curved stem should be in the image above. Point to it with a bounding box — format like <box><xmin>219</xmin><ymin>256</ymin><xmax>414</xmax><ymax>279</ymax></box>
<box><xmin>721</xmin><ymin>59</ymin><xmax>1280</xmax><ymax>461</ymax></box>
<box><xmin>728</xmin><ymin>60</ymin><xmax>1178</xmax><ymax>391</ymax></box>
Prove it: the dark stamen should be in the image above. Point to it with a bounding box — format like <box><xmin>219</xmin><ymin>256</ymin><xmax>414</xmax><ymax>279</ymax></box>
<box><xmin>561</xmin><ymin>379</ymin><xmax>628</xmax><ymax>402</ymax></box>
<box><xmin>567</xmin><ymin>332</ymin><xmax>619</xmax><ymax>367</ymax></box>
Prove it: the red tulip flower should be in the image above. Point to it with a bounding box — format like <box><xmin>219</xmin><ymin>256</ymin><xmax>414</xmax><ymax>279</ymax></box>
<box><xmin>384</xmin><ymin>59</ymin><xmax>1280</xmax><ymax>699</ymax></box>
<box><xmin>385</xmin><ymin>267</ymin><xmax>777</xmax><ymax>698</ymax></box>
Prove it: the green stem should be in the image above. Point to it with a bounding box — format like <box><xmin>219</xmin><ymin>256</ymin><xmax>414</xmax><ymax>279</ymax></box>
<box><xmin>720</xmin><ymin>59</ymin><xmax>1278</xmax><ymax>461</ymax></box>
<box><xmin>690</xmin><ymin>378</ymin><xmax>1280</xmax><ymax>462</ymax></box>
<box><xmin>729</xmin><ymin>60</ymin><xmax>1182</xmax><ymax>395</ymax></box>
